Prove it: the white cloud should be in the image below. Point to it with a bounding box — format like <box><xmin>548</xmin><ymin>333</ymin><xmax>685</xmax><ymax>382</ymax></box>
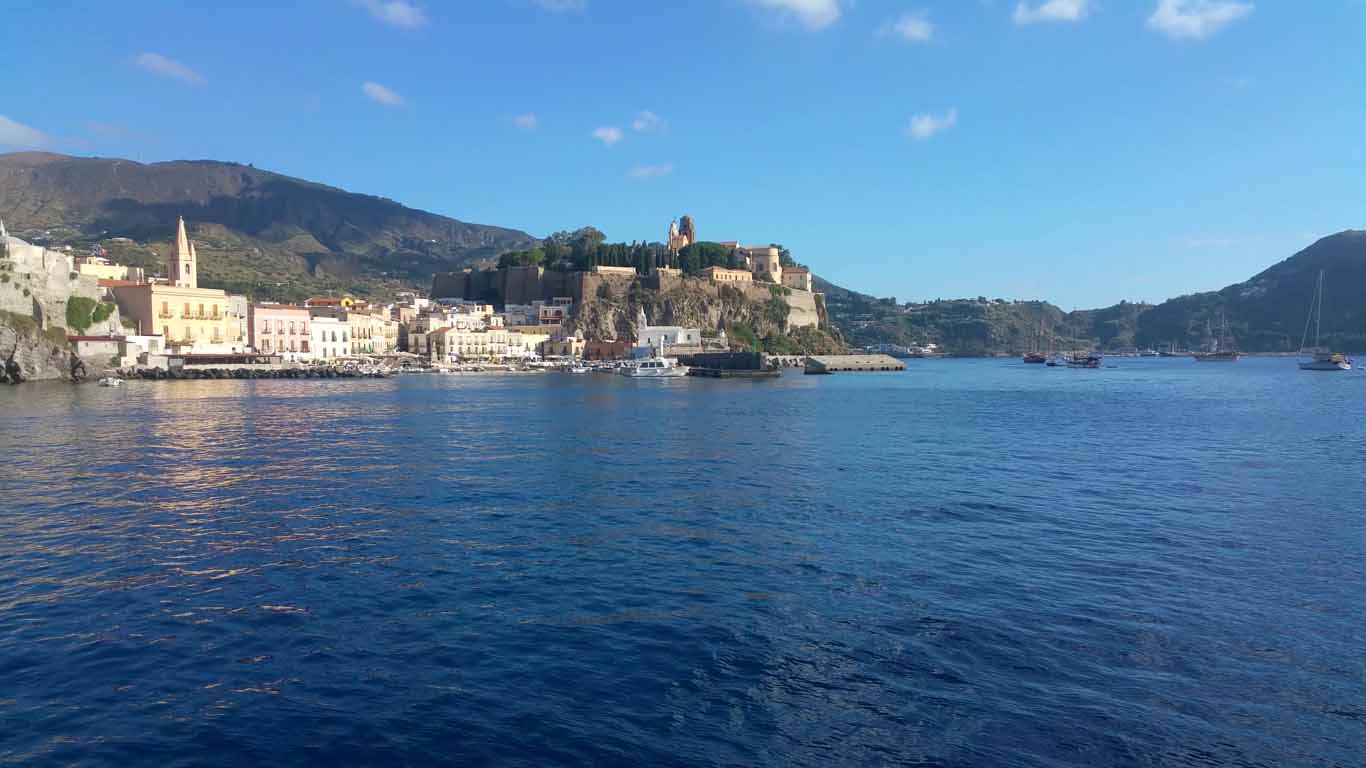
<box><xmin>135</xmin><ymin>52</ymin><xmax>204</xmax><ymax>85</ymax></box>
<box><xmin>1148</xmin><ymin>0</ymin><xmax>1253</xmax><ymax>40</ymax></box>
<box><xmin>357</xmin><ymin>0</ymin><xmax>427</xmax><ymax>29</ymax></box>
<box><xmin>1012</xmin><ymin>0</ymin><xmax>1090</xmax><ymax>25</ymax></box>
<box><xmin>881</xmin><ymin>12</ymin><xmax>934</xmax><ymax>43</ymax></box>
<box><xmin>532</xmin><ymin>0</ymin><xmax>586</xmax><ymax>11</ymax></box>
<box><xmin>629</xmin><ymin>163</ymin><xmax>674</xmax><ymax>179</ymax></box>
<box><xmin>0</xmin><ymin>115</ymin><xmax>51</xmax><ymax>149</ymax></box>
<box><xmin>513</xmin><ymin>113</ymin><xmax>538</xmax><ymax>130</ymax></box>
<box><xmin>362</xmin><ymin>81</ymin><xmax>404</xmax><ymax>106</ymax></box>
<box><xmin>592</xmin><ymin>126</ymin><xmax>623</xmax><ymax>146</ymax></box>
<box><xmin>631</xmin><ymin>110</ymin><xmax>666</xmax><ymax>133</ymax></box>
<box><xmin>748</xmin><ymin>0</ymin><xmax>841</xmax><ymax>30</ymax></box>
<box><xmin>907</xmin><ymin>108</ymin><xmax>958</xmax><ymax>140</ymax></box>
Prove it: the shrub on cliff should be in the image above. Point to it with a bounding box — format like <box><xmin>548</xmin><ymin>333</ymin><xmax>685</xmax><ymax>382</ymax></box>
<box><xmin>66</xmin><ymin>297</ymin><xmax>98</xmax><ymax>332</ymax></box>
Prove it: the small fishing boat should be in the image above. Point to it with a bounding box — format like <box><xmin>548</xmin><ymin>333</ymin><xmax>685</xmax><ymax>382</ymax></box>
<box><xmin>97</xmin><ymin>376</ymin><xmax>122</xmax><ymax>387</ymax></box>
<box><xmin>1298</xmin><ymin>270</ymin><xmax>1352</xmax><ymax>371</ymax></box>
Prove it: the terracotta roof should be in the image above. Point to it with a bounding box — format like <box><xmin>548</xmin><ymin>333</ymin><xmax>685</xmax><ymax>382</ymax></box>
<box><xmin>98</xmin><ymin>278</ymin><xmax>145</xmax><ymax>287</ymax></box>
<box><xmin>717</xmin><ymin>241</ymin><xmax>739</xmax><ymax>248</ymax></box>
<box><xmin>783</xmin><ymin>266</ymin><xmax>809</xmax><ymax>274</ymax></box>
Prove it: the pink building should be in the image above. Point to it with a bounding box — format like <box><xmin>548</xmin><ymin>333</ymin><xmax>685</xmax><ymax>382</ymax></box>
<box><xmin>248</xmin><ymin>304</ymin><xmax>312</xmax><ymax>361</ymax></box>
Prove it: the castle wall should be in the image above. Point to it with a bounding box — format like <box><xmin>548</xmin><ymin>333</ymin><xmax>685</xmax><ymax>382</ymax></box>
<box><xmin>2</xmin><ymin>238</ymin><xmax>112</xmax><ymax>333</ymax></box>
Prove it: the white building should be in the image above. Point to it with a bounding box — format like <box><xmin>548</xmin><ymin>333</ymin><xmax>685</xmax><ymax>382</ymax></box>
<box><xmin>636</xmin><ymin>309</ymin><xmax>700</xmax><ymax>354</ymax></box>
<box><xmin>310</xmin><ymin>315</ymin><xmax>350</xmax><ymax>361</ymax></box>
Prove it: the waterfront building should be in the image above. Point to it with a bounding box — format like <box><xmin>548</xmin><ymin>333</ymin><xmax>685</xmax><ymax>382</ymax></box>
<box><xmin>107</xmin><ymin>218</ymin><xmax>244</xmax><ymax>353</ymax></box>
<box><xmin>636</xmin><ymin>308</ymin><xmax>700</xmax><ymax>354</ymax></box>
<box><xmin>584</xmin><ymin>340</ymin><xmax>631</xmax><ymax>360</ymax></box>
<box><xmin>248</xmin><ymin>303</ymin><xmax>312</xmax><ymax>362</ymax></box>
<box><xmin>506</xmin><ymin>330</ymin><xmax>550</xmax><ymax>359</ymax></box>
<box><xmin>543</xmin><ymin>330</ymin><xmax>586</xmax><ymax>359</ymax></box>
<box><xmin>309</xmin><ymin>315</ymin><xmax>350</xmax><ymax>361</ymax></box>
<box><xmin>781</xmin><ymin>266</ymin><xmax>813</xmax><ymax>292</ymax></box>
<box><xmin>702</xmin><ymin>266</ymin><xmax>753</xmax><ymax>284</ymax></box>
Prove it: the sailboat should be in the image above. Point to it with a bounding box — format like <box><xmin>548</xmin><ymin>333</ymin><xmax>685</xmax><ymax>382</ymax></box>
<box><xmin>1023</xmin><ymin>319</ymin><xmax>1047</xmax><ymax>364</ymax></box>
<box><xmin>1062</xmin><ymin>315</ymin><xmax>1102</xmax><ymax>368</ymax></box>
<box><xmin>1193</xmin><ymin>312</ymin><xmax>1240</xmax><ymax>362</ymax></box>
<box><xmin>1298</xmin><ymin>270</ymin><xmax>1352</xmax><ymax>371</ymax></box>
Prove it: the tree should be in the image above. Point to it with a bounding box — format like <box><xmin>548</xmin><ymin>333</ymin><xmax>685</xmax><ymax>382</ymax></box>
<box><xmin>772</xmin><ymin>243</ymin><xmax>794</xmax><ymax>267</ymax></box>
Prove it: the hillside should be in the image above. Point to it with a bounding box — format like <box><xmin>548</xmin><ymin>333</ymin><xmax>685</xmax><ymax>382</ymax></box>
<box><xmin>0</xmin><ymin>152</ymin><xmax>536</xmax><ymax>300</ymax></box>
<box><xmin>1133</xmin><ymin>231</ymin><xmax>1366</xmax><ymax>352</ymax></box>
<box><xmin>820</xmin><ymin>231</ymin><xmax>1366</xmax><ymax>355</ymax></box>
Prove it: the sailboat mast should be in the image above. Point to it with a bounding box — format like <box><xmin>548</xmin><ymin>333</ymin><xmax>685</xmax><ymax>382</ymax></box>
<box><xmin>1315</xmin><ymin>270</ymin><xmax>1324</xmax><ymax>348</ymax></box>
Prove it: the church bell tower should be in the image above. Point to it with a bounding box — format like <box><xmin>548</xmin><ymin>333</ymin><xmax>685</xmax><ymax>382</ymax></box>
<box><xmin>168</xmin><ymin>216</ymin><xmax>198</xmax><ymax>288</ymax></box>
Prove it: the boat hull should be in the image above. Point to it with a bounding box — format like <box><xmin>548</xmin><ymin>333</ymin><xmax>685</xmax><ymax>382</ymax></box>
<box><xmin>1298</xmin><ymin>360</ymin><xmax>1352</xmax><ymax>371</ymax></box>
<box><xmin>623</xmin><ymin>367</ymin><xmax>689</xmax><ymax>378</ymax></box>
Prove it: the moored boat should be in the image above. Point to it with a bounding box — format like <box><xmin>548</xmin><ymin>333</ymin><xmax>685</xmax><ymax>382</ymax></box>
<box><xmin>1193</xmin><ymin>313</ymin><xmax>1240</xmax><ymax>362</ymax></box>
<box><xmin>1297</xmin><ymin>270</ymin><xmax>1352</xmax><ymax>371</ymax></box>
<box><xmin>620</xmin><ymin>356</ymin><xmax>689</xmax><ymax>378</ymax></box>
<box><xmin>1066</xmin><ymin>354</ymin><xmax>1103</xmax><ymax>369</ymax></box>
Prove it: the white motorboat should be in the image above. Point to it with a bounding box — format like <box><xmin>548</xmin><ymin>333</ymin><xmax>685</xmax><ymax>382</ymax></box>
<box><xmin>97</xmin><ymin>377</ymin><xmax>122</xmax><ymax>387</ymax></box>
<box><xmin>620</xmin><ymin>357</ymin><xmax>688</xmax><ymax>378</ymax></box>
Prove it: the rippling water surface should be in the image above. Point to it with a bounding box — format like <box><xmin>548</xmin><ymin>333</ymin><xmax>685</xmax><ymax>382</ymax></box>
<box><xmin>1</xmin><ymin>359</ymin><xmax>1363</xmax><ymax>766</ymax></box>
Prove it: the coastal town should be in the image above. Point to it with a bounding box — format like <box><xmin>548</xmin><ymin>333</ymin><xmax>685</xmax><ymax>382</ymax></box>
<box><xmin>0</xmin><ymin>213</ymin><xmax>900</xmax><ymax>382</ymax></box>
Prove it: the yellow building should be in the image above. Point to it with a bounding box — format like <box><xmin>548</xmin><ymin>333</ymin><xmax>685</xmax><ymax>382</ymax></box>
<box><xmin>109</xmin><ymin>217</ymin><xmax>243</xmax><ymax>352</ymax></box>
<box><xmin>77</xmin><ymin>256</ymin><xmax>145</xmax><ymax>282</ymax></box>
<box><xmin>702</xmin><ymin>266</ymin><xmax>754</xmax><ymax>284</ymax></box>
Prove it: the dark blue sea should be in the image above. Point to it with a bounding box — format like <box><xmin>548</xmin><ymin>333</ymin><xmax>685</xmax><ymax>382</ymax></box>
<box><xmin>1</xmin><ymin>358</ymin><xmax>1363</xmax><ymax>767</ymax></box>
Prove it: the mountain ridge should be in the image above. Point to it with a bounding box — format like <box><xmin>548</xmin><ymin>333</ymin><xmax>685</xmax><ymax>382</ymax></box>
<box><xmin>0</xmin><ymin>151</ymin><xmax>537</xmax><ymax>299</ymax></box>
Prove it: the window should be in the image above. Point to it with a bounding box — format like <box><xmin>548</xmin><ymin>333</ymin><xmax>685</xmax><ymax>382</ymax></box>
<box><xmin>183</xmin><ymin>303</ymin><xmax>191</xmax><ymax>318</ymax></box>
<box><xmin>160</xmin><ymin>301</ymin><xmax>170</xmax><ymax>318</ymax></box>
<box><xmin>198</xmin><ymin>303</ymin><xmax>204</xmax><ymax>318</ymax></box>
<box><xmin>277</xmin><ymin>320</ymin><xmax>284</xmax><ymax>334</ymax></box>
<box><xmin>288</xmin><ymin>321</ymin><xmax>295</xmax><ymax>335</ymax></box>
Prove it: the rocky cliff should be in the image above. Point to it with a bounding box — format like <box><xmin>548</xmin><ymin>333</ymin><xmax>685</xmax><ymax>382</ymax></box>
<box><xmin>0</xmin><ymin>311</ymin><xmax>77</xmax><ymax>383</ymax></box>
<box><xmin>1</xmin><ymin>231</ymin><xmax>122</xmax><ymax>383</ymax></box>
<box><xmin>566</xmin><ymin>277</ymin><xmax>843</xmax><ymax>354</ymax></box>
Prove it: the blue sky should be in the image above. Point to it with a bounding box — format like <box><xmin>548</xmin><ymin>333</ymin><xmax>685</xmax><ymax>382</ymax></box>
<box><xmin>3</xmin><ymin>0</ymin><xmax>1364</xmax><ymax>307</ymax></box>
